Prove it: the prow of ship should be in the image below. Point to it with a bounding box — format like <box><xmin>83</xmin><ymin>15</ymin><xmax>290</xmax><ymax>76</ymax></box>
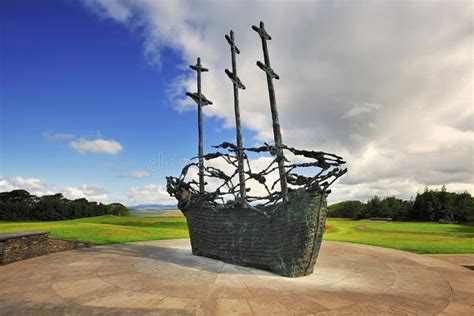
<box><xmin>166</xmin><ymin>21</ymin><xmax>346</xmax><ymax>277</ymax></box>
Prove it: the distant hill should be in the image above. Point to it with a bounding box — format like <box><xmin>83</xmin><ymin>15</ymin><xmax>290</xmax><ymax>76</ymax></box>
<box><xmin>127</xmin><ymin>204</ymin><xmax>177</xmax><ymax>211</ymax></box>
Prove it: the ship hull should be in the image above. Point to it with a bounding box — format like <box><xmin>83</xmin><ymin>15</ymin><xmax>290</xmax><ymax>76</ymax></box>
<box><xmin>184</xmin><ymin>189</ymin><xmax>327</xmax><ymax>277</ymax></box>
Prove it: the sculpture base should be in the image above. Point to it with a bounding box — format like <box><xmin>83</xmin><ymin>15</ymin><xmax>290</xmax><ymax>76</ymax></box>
<box><xmin>183</xmin><ymin>189</ymin><xmax>327</xmax><ymax>277</ymax></box>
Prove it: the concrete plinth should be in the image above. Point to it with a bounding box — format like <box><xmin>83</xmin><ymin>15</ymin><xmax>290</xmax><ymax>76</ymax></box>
<box><xmin>0</xmin><ymin>239</ymin><xmax>472</xmax><ymax>315</ymax></box>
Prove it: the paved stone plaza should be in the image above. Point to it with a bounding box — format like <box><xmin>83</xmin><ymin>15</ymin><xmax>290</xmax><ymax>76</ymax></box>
<box><xmin>0</xmin><ymin>239</ymin><xmax>472</xmax><ymax>315</ymax></box>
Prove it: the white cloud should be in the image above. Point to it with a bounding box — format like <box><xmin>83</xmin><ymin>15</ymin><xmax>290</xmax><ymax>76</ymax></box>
<box><xmin>11</xmin><ymin>176</ymin><xmax>43</xmax><ymax>189</ymax></box>
<box><xmin>330</xmin><ymin>180</ymin><xmax>474</xmax><ymax>204</ymax></box>
<box><xmin>85</xmin><ymin>1</ymin><xmax>473</xmax><ymax>202</ymax></box>
<box><xmin>63</xmin><ymin>185</ymin><xmax>109</xmax><ymax>202</ymax></box>
<box><xmin>0</xmin><ymin>178</ymin><xmax>16</xmax><ymax>192</ymax></box>
<box><xmin>84</xmin><ymin>0</ymin><xmax>131</xmax><ymax>22</ymax></box>
<box><xmin>42</xmin><ymin>132</ymin><xmax>75</xmax><ymax>141</ymax></box>
<box><xmin>126</xmin><ymin>184</ymin><xmax>176</xmax><ymax>205</ymax></box>
<box><xmin>343</xmin><ymin>102</ymin><xmax>381</xmax><ymax>119</ymax></box>
<box><xmin>0</xmin><ymin>176</ymin><xmax>109</xmax><ymax>203</ymax></box>
<box><xmin>42</xmin><ymin>131</ymin><xmax>124</xmax><ymax>155</ymax></box>
<box><xmin>70</xmin><ymin>138</ymin><xmax>123</xmax><ymax>155</ymax></box>
<box><xmin>121</xmin><ymin>170</ymin><xmax>151</xmax><ymax>179</ymax></box>
<box><xmin>0</xmin><ymin>176</ymin><xmax>56</xmax><ymax>196</ymax></box>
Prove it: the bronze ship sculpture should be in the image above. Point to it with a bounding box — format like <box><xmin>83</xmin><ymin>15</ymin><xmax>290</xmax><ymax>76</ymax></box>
<box><xmin>166</xmin><ymin>21</ymin><xmax>347</xmax><ymax>277</ymax></box>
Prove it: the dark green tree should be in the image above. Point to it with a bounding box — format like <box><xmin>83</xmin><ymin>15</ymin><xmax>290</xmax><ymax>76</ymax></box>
<box><xmin>0</xmin><ymin>190</ymin><xmax>130</xmax><ymax>221</ymax></box>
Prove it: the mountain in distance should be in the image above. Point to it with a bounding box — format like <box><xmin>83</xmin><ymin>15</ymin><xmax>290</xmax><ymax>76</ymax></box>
<box><xmin>128</xmin><ymin>204</ymin><xmax>177</xmax><ymax>211</ymax></box>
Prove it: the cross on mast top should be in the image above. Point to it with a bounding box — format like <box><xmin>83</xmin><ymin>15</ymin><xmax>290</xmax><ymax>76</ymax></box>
<box><xmin>225</xmin><ymin>30</ymin><xmax>247</xmax><ymax>203</ymax></box>
<box><xmin>252</xmin><ymin>21</ymin><xmax>288</xmax><ymax>201</ymax></box>
<box><xmin>252</xmin><ymin>21</ymin><xmax>272</xmax><ymax>40</ymax></box>
<box><xmin>186</xmin><ymin>57</ymin><xmax>212</xmax><ymax>194</ymax></box>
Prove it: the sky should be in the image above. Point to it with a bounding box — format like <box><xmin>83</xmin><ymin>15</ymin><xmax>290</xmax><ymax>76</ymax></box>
<box><xmin>0</xmin><ymin>0</ymin><xmax>472</xmax><ymax>206</ymax></box>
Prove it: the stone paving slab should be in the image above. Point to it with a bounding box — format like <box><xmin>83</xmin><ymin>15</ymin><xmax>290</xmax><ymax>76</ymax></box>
<box><xmin>0</xmin><ymin>239</ymin><xmax>472</xmax><ymax>315</ymax></box>
<box><xmin>427</xmin><ymin>254</ymin><xmax>474</xmax><ymax>269</ymax></box>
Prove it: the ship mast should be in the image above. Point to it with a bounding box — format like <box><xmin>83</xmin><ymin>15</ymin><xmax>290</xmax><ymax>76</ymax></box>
<box><xmin>225</xmin><ymin>30</ymin><xmax>247</xmax><ymax>202</ymax></box>
<box><xmin>186</xmin><ymin>57</ymin><xmax>213</xmax><ymax>194</ymax></box>
<box><xmin>252</xmin><ymin>21</ymin><xmax>288</xmax><ymax>201</ymax></box>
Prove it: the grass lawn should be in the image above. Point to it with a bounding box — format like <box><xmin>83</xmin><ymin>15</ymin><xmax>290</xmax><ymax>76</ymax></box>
<box><xmin>0</xmin><ymin>216</ymin><xmax>472</xmax><ymax>254</ymax></box>
<box><xmin>324</xmin><ymin>219</ymin><xmax>474</xmax><ymax>254</ymax></box>
<box><xmin>0</xmin><ymin>215</ymin><xmax>189</xmax><ymax>244</ymax></box>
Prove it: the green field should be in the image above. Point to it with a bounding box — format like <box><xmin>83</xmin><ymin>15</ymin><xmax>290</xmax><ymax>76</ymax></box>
<box><xmin>129</xmin><ymin>210</ymin><xmax>182</xmax><ymax>217</ymax></box>
<box><xmin>324</xmin><ymin>219</ymin><xmax>473</xmax><ymax>254</ymax></box>
<box><xmin>0</xmin><ymin>216</ymin><xmax>189</xmax><ymax>244</ymax></box>
<box><xmin>0</xmin><ymin>216</ymin><xmax>472</xmax><ymax>254</ymax></box>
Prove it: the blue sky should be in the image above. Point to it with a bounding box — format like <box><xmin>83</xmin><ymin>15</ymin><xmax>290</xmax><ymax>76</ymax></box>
<box><xmin>1</xmin><ymin>0</ymin><xmax>249</xmax><ymax>204</ymax></box>
<box><xmin>1</xmin><ymin>0</ymin><xmax>472</xmax><ymax>204</ymax></box>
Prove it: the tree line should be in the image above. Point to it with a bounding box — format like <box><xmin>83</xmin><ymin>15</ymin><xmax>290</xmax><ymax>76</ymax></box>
<box><xmin>0</xmin><ymin>189</ymin><xmax>128</xmax><ymax>221</ymax></box>
<box><xmin>328</xmin><ymin>186</ymin><xmax>474</xmax><ymax>223</ymax></box>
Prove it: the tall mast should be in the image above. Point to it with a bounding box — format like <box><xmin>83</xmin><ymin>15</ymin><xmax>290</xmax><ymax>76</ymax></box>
<box><xmin>186</xmin><ymin>57</ymin><xmax>213</xmax><ymax>194</ymax></box>
<box><xmin>252</xmin><ymin>21</ymin><xmax>288</xmax><ymax>200</ymax></box>
<box><xmin>225</xmin><ymin>30</ymin><xmax>247</xmax><ymax>202</ymax></box>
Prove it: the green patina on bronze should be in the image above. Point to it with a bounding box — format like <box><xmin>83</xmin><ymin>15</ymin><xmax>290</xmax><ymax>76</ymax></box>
<box><xmin>184</xmin><ymin>189</ymin><xmax>327</xmax><ymax>277</ymax></box>
<box><xmin>166</xmin><ymin>21</ymin><xmax>346</xmax><ymax>277</ymax></box>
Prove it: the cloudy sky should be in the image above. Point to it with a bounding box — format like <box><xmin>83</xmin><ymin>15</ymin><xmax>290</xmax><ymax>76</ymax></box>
<box><xmin>1</xmin><ymin>0</ymin><xmax>472</xmax><ymax>205</ymax></box>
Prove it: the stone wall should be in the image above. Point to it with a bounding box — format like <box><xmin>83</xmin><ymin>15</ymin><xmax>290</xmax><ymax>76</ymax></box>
<box><xmin>185</xmin><ymin>189</ymin><xmax>327</xmax><ymax>277</ymax></box>
<box><xmin>0</xmin><ymin>232</ymin><xmax>49</xmax><ymax>264</ymax></box>
<box><xmin>0</xmin><ymin>232</ymin><xmax>94</xmax><ymax>264</ymax></box>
